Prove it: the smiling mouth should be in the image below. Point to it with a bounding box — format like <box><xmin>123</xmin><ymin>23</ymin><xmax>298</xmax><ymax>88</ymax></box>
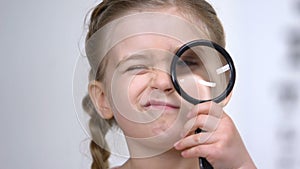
<box><xmin>143</xmin><ymin>100</ymin><xmax>180</xmax><ymax>110</ymax></box>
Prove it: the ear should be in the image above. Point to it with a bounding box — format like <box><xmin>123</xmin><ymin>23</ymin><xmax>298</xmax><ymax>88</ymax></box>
<box><xmin>88</xmin><ymin>80</ymin><xmax>114</xmax><ymax>119</ymax></box>
<box><xmin>220</xmin><ymin>92</ymin><xmax>233</xmax><ymax>107</ymax></box>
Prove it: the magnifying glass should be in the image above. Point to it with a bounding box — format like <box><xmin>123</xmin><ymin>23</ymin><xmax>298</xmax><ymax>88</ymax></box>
<box><xmin>170</xmin><ymin>39</ymin><xmax>236</xmax><ymax>169</ymax></box>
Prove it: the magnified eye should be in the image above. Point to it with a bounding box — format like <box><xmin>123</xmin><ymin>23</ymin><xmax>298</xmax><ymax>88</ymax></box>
<box><xmin>178</xmin><ymin>59</ymin><xmax>198</xmax><ymax>67</ymax></box>
<box><xmin>176</xmin><ymin>56</ymin><xmax>202</xmax><ymax>69</ymax></box>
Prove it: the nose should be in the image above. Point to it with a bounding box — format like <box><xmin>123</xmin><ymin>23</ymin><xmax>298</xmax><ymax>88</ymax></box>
<box><xmin>150</xmin><ymin>69</ymin><xmax>174</xmax><ymax>93</ymax></box>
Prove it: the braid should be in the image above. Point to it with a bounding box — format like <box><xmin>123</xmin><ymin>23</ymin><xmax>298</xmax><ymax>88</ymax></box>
<box><xmin>83</xmin><ymin>1</ymin><xmax>122</xmax><ymax>168</ymax></box>
<box><xmin>90</xmin><ymin>141</ymin><xmax>110</xmax><ymax>169</ymax></box>
<box><xmin>82</xmin><ymin>87</ymin><xmax>115</xmax><ymax>169</ymax></box>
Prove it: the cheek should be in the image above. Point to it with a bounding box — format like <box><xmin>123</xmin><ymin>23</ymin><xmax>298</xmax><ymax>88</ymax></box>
<box><xmin>178</xmin><ymin>75</ymin><xmax>212</xmax><ymax>100</ymax></box>
<box><xmin>128</xmin><ymin>74</ymin><xmax>152</xmax><ymax>105</ymax></box>
<box><xmin>109</xmin><ymin>72</ymin><xmax>159</xmax><ymax>125</ymax></box>
<box><xmin>110</xmin><ymin>73</ymin><xmax>151</xmax><ymax>106</ymax></box>
<box><xmin>196</xmin><ymin>81</ymin><xmax>212</xmax><ymax>100</ymax></box>
<box><xmin>113</xmin><ymin>112</ymin><xmax>152</xmax><ymax>138</ymax></box>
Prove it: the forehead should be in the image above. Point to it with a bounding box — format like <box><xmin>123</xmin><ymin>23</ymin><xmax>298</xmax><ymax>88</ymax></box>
<box><xmin>86</xmin><ymin>11</ymin><xmax>211</xmax><ymax>71</ymax></box>
<box><xmin>114</xmin><ymin>34</ymin><xmax>180</xmax><ymax>55</ymax></box>
<box><xmin>107</xmin><ymin>34</ymin><xmax>180</xmax><ymax>66</ymax></box>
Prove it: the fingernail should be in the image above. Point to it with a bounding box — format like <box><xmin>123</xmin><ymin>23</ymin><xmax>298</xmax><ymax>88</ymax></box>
<box><xmin>180</xmin><ymin>131</ymin><xmax>186</xmax><ymax>138</ymax></box>
<box><xmin>174</xmin><ymin>141</ymin><xmax>180</xmax><ymax>148</ymax></box>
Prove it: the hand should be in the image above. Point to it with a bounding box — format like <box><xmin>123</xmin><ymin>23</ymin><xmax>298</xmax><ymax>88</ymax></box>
<box><xmin>173</xmin><ymin>102</ymin><xmax>256</xmax><ymax>169</ymax></box>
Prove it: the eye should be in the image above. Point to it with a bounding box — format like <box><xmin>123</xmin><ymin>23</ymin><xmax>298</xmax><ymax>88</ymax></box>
<box><xmin>175</xmin><ymin>55</ymin><xmax>206</xmax><ymax>78</ymax></box>
<box><xmin>125</xmin><ymin>65</ymin><xmax>149</xmax><ymax>74</ymax></box>
<box><xmin>176</xmin><ymin>58</ymin><xmax>199</xmax><ymax>67</ymax></box>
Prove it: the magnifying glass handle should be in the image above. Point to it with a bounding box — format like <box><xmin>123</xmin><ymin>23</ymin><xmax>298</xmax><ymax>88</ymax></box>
<box><xmin>196</xmin><ymin>128</ymin><xmax>214</xmax><ymax>169</ymax></box>
<box><xmin>199</xmin><ymin>157</ymin><xmax>213</xmax><ymax>169</ymax></box>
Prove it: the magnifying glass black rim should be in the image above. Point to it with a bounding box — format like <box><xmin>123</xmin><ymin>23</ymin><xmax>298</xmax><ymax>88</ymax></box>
<box><xmin>170</xmin><ymin>39</ymin><xmax>236</xmax><ymax>105</ymax></box>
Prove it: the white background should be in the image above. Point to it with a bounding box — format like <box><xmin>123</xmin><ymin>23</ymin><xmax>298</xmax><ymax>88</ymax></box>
<box><xmin>1</xmin><ymin>0</ymin><xmax>299</xmax><ymax>169</ymax></box>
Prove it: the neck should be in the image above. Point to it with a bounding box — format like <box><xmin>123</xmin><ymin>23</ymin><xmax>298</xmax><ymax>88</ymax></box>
<box><xmin>121</xmin><ymin>148</ymin><xmax>199</xmax><ymax>169</ymax></box>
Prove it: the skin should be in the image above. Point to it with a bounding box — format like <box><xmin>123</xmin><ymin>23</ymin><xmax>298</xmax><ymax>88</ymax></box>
<box><xmin>88</xmin><ymin>7</ymin><xmax>257</xmax><ymax>169</ymax></box>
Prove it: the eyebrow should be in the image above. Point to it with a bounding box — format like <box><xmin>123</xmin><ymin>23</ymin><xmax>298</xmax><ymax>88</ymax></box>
<box><xmin>115</xmin><ymin>53</ymin><xmax>150</xmax><ymax>69</ymax></box>
<box><xmin>115</xmin><ymin>44</ymin><xmax>183</xmax><ymax>69</ymax></box>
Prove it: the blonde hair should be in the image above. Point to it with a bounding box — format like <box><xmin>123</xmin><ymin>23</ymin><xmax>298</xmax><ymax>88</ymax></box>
<box><xmin>82</xmin><ymin>0</ymin><xmax>225</xmax><ymax>169</ymax></box>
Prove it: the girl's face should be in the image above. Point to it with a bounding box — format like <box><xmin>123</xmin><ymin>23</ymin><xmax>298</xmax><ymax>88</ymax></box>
<box><xmin>94</xmin><ymin>8</ymin><xmax>213</xmax><ymax>157</ymax></box>
<box><xmin>106</xmin><ymin>34</ymin><xmax>187</xmax><ymax>138</ymax></box>
<box><xmin>105</xmin><ymin>34</ymin><xmax>212</xmax><ymax>139</ymax></box>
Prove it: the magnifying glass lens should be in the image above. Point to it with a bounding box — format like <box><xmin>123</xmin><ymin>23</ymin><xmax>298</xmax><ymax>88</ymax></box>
<box><xmin>173</xmin><ymin>41</ymin><xmax>233</xmax><ymax>104</ymax></box>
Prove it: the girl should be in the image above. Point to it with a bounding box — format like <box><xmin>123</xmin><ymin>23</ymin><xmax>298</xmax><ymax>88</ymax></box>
<box><xmin>81</xmin><ymin>0</ymin><xmax>257</xmax><ymax>168</ymax></box>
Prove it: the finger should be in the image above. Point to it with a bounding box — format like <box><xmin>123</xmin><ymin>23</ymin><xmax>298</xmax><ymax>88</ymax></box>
<box><xmin>180</xmin><ymin>142</ymin><xmax>212</xmax><ymax>159</ymax></box>
<box><xmin>187</xmin><ymin>102</ymin><xmax>223</xmax><ymax>119</ymax></box>
<box><xmin>174</xmin><ymin>132</ymin><xmax>214</xmax><ymax>151</ymax></box>
<box><xmin>180</xmin><ymin>114</ymin><xmax>221</xmax><ymax>137</ymax></box>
